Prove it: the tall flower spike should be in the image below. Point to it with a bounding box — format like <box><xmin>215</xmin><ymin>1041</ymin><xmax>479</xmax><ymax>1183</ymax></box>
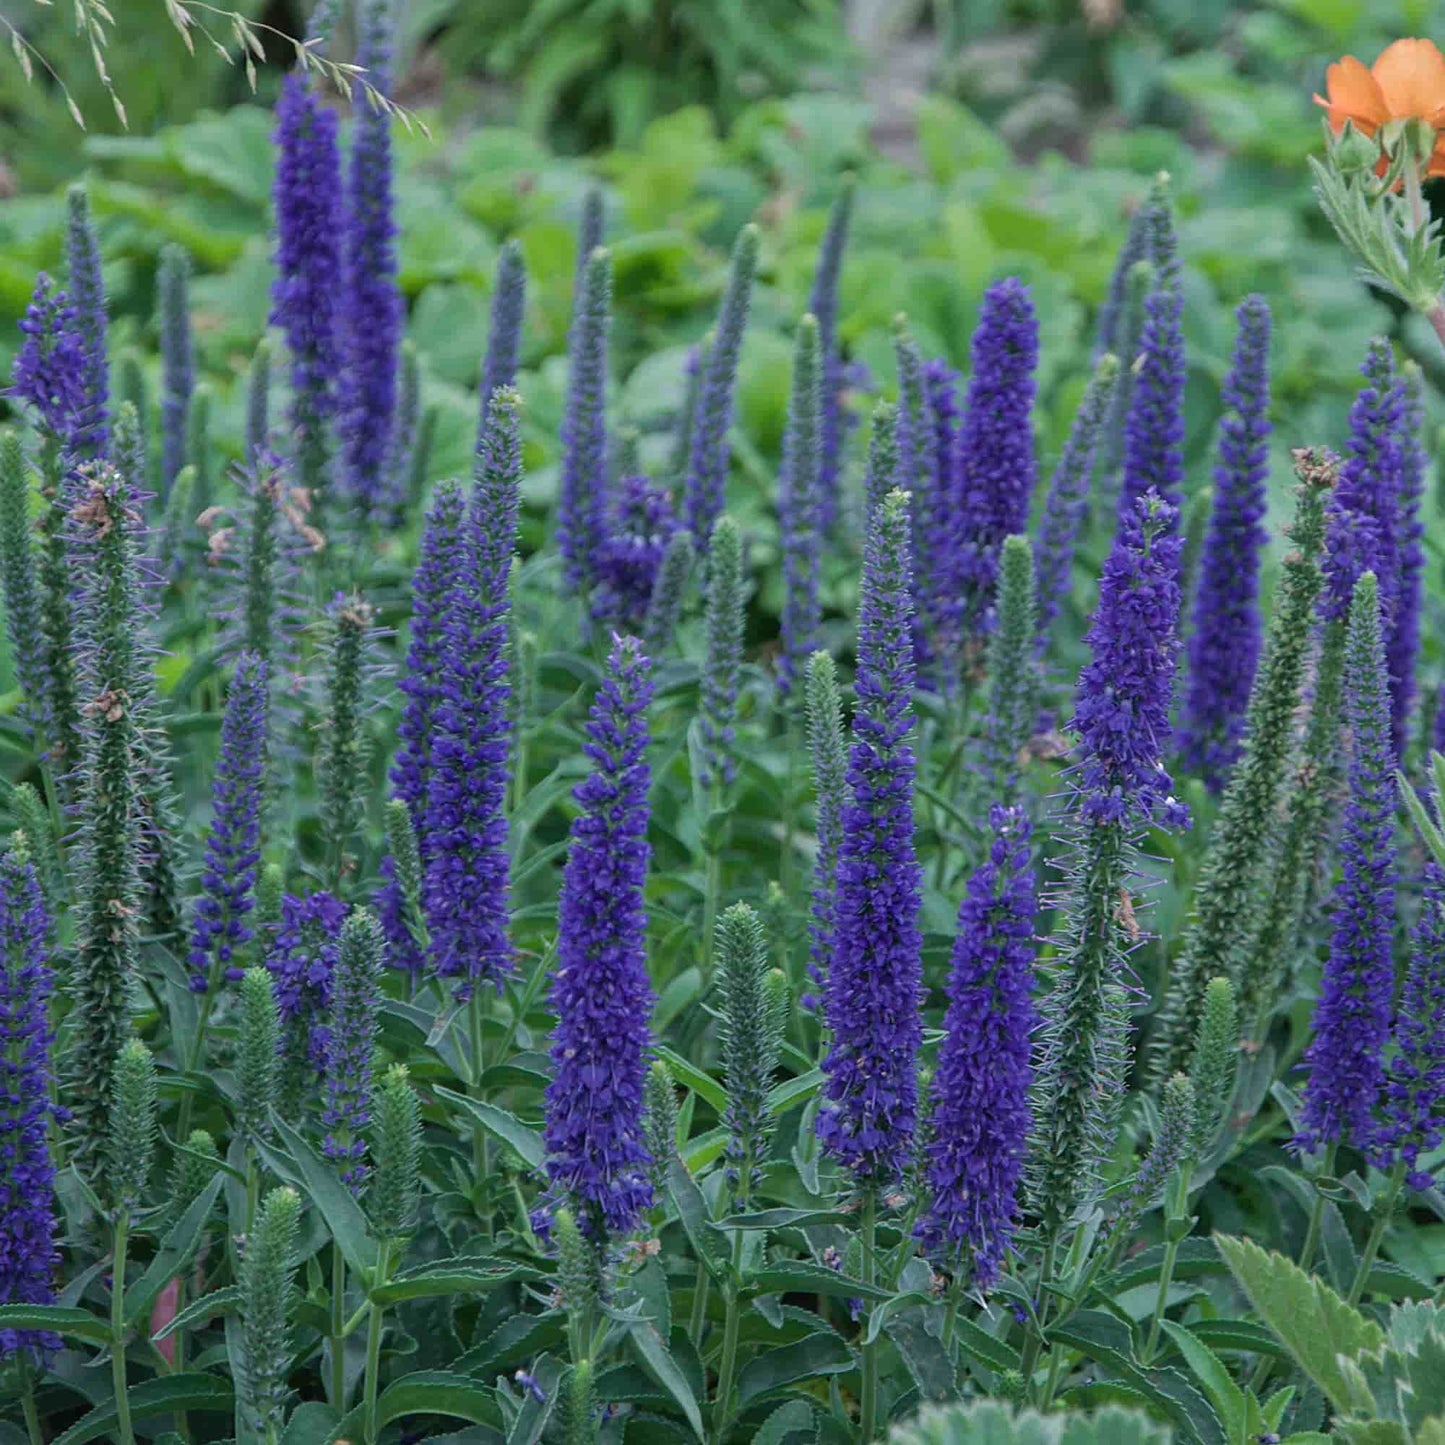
<box><xmin>245</xmin><ymin>338</ymin><xmax>271</xmax><ymax>472</ymax></box>
<box><xmin>65</xmin><ymin>467</ymin><xmax>145</xmax><ymax>1170</ymax></box>
<box><xmin>952</xmin><ymin>277</ymin><xmax>1040</xmax><ymax>642</ymax></box>
<box><xmin>777</xmin><ymin>314</ymin><xmax>824</xmax><ymax>702</ymax></box>
<box><xmin>1153</xmin><ymin>453</ymin><xmax>1329</xmax><ymax>1078</ymax></box>
<box><xmin>557</xmin><ymin>248</ymin><xmax>612</xmax><ymax>594</ymax></box>
<box><xmin>157</xmin><ymin>243</ymin><xmax>194</xmax><ymax>500</ymax></box>
<box><xmin>116</xmin><ymin>350</ymin><xmax>149</xmax><ymax>474</ymax></box>
<box><xmin>1177</xmin><ymin>295</ymin><xmax>1273</xmax><ymax>791</ymax></box>
<box><xmin>1034</xmin><ymin>353</ymin><xmax>1119</xmax><ymax>651</ymax></box>
<box><xmin>11</xmin><ymin>274</ymin><xmax>85</xmax><ymax>445</ymax></box>
<box><xmin>1032</xmin><ymin>491</ymin><xmax>1186</xmax><ymax>1233</ymax></box>
<box><xmin>807</xmin><ymin>176</ymin><xmax>856</xmax><ymax>534</ymax></box>
<box><xmin>717</xmin><ymin>902</ymin><xmax>785</xmax><ymax>1199</ymax></box>
<box><xmin>479</xmin><ymin>238</ymin><xmax>527</xmax><ymax>432</ymax></box>
<box><xmin>1298</xmin><ymin>571</ymin><xmax>1397</xmax><ymax>1158</ymax></box>
<box><xmin>1118</xmin><ymin>180</ymin><xmax>1185</xmax><ymax>523</ymax></box>
<box><xmin>684</xmin><ymin>225</ymin><xmax>760</xmax><ymax>553</ymax></box>
<box><xmin>186</xmin><ymin>383</ymin><xmax>214</xmax><ymax>519</ymax></box>
<box><xmin>0</xmin><ymin>433</ymin><xmax>46</xmax><ymax>720</ymax></box>
<box><xmin>544</xmin><ymin>633</ymin><xmax>656</xmax><ymax>1236</ymax></box>
<box><xmin>378</xmin><ymin>481</ymin><xmax>468</xmax><ymax>975</ymax></box>
<box><xmin>322</xmin><ymin>907</ymin><xmax>383</xmax><ymax>1189</ymax></box>
<box><xmin>891</xmin><ymin>319</ymin><xmax>939</xmax><ymax>657</ymax></box>
<box><xmin>317</xmin><ymin>595</ymin><xmax>374</xmax><ymax>888</ymax></box>
<box><xmin>862</xmin><ymin>400</ymin><xmax>901</xmax><ymax>521</ymax></box>
<box><xmin>700</xmin><ymin>514</ymin><xmax>744</xmax><ymax>791</ymax></box>
<box><xmin>369</xmin><ymin>1063</ymin><xmax>423</xmax><ymax>1241</ymax></box>
<box><xmin>1389</xmin><ymin>362</ymin><xmax>1427</xmax><ymax>754</ymax></box>
<box><xmin>641</xmin><ymin>529</ymin><xmax>694</xmax><ymax>659</ymax></box>
<box><xmin>981</xmin><ymin>535</ymin><xmax>1038</xmax><ymax>806</ymax></box>
<box><xmin>236</xmin><ymin>966</ymin><xmax>280</xmax><ymax>1151</ymax></box>
<box><xmin>1186</xmin><ymin>975</ymin><xmax>1238</xmax><ymax>1161</ymax></box>
<box><xmin>112</xmin><ymin>400</ymin><xmax>148</xmax><ymax>507</ymax></box>
<box><xmin>238</xmin><ymin>1186</ymin><xmax>301</xmax><ymax>1439</ymax></box>
<box><xmin>1099</xmin><ymin>259</ymin><xmax>1155</xmax><ymax>504</ymax></box>
<box><xmin>0</xmin><ymin>843</ymin><xmax>58</xmax><ymax>1361</ymax></box>
<box><xmin>389</xmin><ymin>340</ymin><xmax>422</xmax><ymax>511</ymax></box>
<box><xmin>1383</xmin><ymin>871</ymin><xmax>1445</xmax><ymax>1189</ymax></box>
<box><xmin>918</xmin><ymin>804</ymin><xmax>1036</xmax><ymax>1289</ymax></box>
<box><xmin>187</xmin><ymin>653</ymin><xmax>270</xmax><ymax>996</ymax></box>
<box><xmin>340</xmin><ymin>0</ymin><xmax>402</xmax><ymax>522</ymax></box>
<box><xmin>805</xmin><ymin>650</ymin><xmax>846</xmax><ymax>1000</ymax></box>
<box><xmin>64</xmin><ymin>186</ymin><xmax>109</xmax><ymax>457</ymax></box>
<box><xmin>817</xmin><ymin>488</ymin><xmax>923</xmax><ymax>1184</ymax></box>
<box><xmin>421</xmin><ymin>390</ymin><xmax>520</xmax><ymax>997</ymax></box>
<box><xmin>106</xmin><ymin>1036</ymin><xmax>157</xmax><ymax>1214</ymax></box>
<box><xmin>1095</xmin><ymin>199</ymin><xmax>1152</xmax><ymax>360</ymax></box>
<box><xmin>271</xmin><ymin>73</ymin><xmax>345</xmax><ymax>503</ymax></box>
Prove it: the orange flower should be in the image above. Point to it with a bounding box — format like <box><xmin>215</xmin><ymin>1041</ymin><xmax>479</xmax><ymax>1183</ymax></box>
<box><xmin>1314</xmin><ymin>38</ymin><xmax>1445</xmax><ymax>177</ymax></box>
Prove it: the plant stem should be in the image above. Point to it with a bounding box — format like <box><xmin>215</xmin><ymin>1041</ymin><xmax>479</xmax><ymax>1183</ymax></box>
<box><xmin>1018</xmin><ymin>1233</ymin><xmax>1057</xmax><ymax>1395</ymax></box>
<box><xmin>859</xmin><ymin>1189</ymin><xmax>878</xmax><ymax>1443</ymax></box>
<box><xmin>702</xmin><ymin>782</ymin><xmax>723</xmax><ymax>980</ymax></box>
<box><xmin>111</xmin><ymin>1213</ymin><xmax>136</xmax><ymax>1445</ymax></box>
<box><xmin>362</xmin><ymin>1240</ymin><xmax>391</xmax><ymax>1444</ymax></box>
<box><xmin>688</xmin><ymin>1261</ymin><xmax>710</xmax><ymax>1349</ymax></box>
<box><xmin>710</xmin><ymin>1230</ymin><xmax>746</xmax><ymax>1444</ymax></box>
<box><xmin>1347</xmin><ymin>1162</ymin><xmax>1406</xmax><ymax>1306</ymax></box>
<box><xmin>1140</xmin><ymin>1233</ymin><xmax>1181</xmax><ymax>1364</ymax></box>
<box><xmin>1298</xmin><ymin>1143</ymin><xmax>1337</xmax><ymax>1277</ymax></box>
<box><xmin>330</xmin><ymin>1244</ymin><xmax>347</xmax><ymax>1411</ymax></box>
<box><xmin>780</xmin><ymin>724</ymin><xmax>798</xmax><ymax>902</ymax></box>
<box><xmin>21</xmin><ymin>1372</ymin><xmax>43</xmax><ymax>1445</ymax></box>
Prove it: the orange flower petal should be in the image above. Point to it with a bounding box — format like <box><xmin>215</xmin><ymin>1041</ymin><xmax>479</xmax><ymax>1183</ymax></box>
<box><xmin>1317</xmin><ymin>54</ymin><xmax>1389</xmax><ymax>129</ymax></box>
<box><xmin>1371</xmin><ymin>37</ymin><xmax>1445</xmax><ymax>121</ymax></box>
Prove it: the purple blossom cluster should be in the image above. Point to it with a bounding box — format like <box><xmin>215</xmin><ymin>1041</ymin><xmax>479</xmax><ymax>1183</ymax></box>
<box><xmin>591</xmin><ymin>472</ymin><xmax>680</xmax><ymax>633</ymax></box>
<box><xmin>11</xmin><ymin>275</ymin><xmax>85</xmax><ymax>444</ymax></box>
<box><xmin>0</xmin><ymin>849</ymin><xmax>58</xmax><ymax>1360</ymax></box>
<box><xmin>266</xmin><ymin>890</ymin><xmax>345</xmax><ymax>1071</ymax></box>
<box><xmin>187</xmin><ymin>653</ymin><xmax>270</xmax><ymax>994</ymax></box>
<box><xmin>918</xmin><ymin>805</ymin><xmax>1036</xmax><ymax>1287</ymax></box>
<box><xmin>543</xmin><ymin>634</ymin><xmax>656</xmax><ymax>1235</ymax></box>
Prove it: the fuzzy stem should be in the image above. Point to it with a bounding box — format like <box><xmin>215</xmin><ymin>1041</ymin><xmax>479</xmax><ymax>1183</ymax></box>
<box><xmin>859</xmin><ymin>1189</ymin><xmax>878</xmax><ymax>1443</ymax></box>
<box><xmin>111</xmin><ymin>1213</ymin><xmax>135</xmax><ymax>1445</ymax></box>
<box><xmin>702</xmin><ymin>782</ymin><xmax>722</xmax><ymax>979</ymax></box>
<box><xmin>1141</xmin><ymin>1235</ymin><xmax>1181</xmax><ymax>1364</ymax></box>
<box><xmin>710</xmin><ymin>1229</ymin><xmax>746</xmax><ymax>1444</ymax></box>
<box><xmin>1299</xmin><ymin>1142</ymin><xmax>1337</xmax><ymax>1277</ymax></box>
<box><xmin>688</xmin><ymin>1262</ymin><xmax>710</xmax><ymax>1349</ymax></box>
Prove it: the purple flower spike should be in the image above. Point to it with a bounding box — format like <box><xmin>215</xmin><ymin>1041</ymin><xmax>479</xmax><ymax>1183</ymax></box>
<box><xmin>1298</xmin><ymin>571</ymin><xmax>1396</xmax><ymax>1158</ymax></box>
<box><xmin>817</xmin><ymin>489</ymin><xmax>923</xmax><ymax>1185</ymax></box>
<box><xmin>1389</xmin><ymin>366</ymin><xmax>1426</xmax><ymax>754</ymax></box>
<box><xmin>0</xmin><ymin>848</ymin><xmax>59</xmax><ymax>1361</ymax></box>
<box><xmin>543</xmin><ymin>633</ymin><xmax>656</xmax><ymax>1236</ymax></box>
<box><xmin>591</xmin><ymin>472</ymin><xmax>679</xmax><ymax>634</ymax></box>
<box><xmin>266</xmin><ymin>890</ymin><xmax>345</xmax><ymax>1071</ymax></box>
<box><xmin>11</xmin><ymin>274</ymin><xmax>86</xmax><ymax>444</ymax></box>
<box><xmin>917</xmin><ymin>804</ymin><xmax>1036</xmax><ymax>1289</ymax></box>
<box><xmin>187</xmin><ymin>653</ymin><xmax>270</xmax><ymax>995</ymax></box>
<box><xmin>1177</xmin><ymin>295</ymin><xmax>1272</xmax><ymax>791</ymax></box>
<box><xmin>339</xmin><ymin>0</ymin><xmax>403</xmax><ymax>521</ymax></box>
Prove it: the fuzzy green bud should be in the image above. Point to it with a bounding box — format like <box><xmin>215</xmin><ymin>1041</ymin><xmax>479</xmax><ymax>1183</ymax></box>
<box><xmin>1132</xmin><ymin>1073</ymin><xmax>1196</xmax><ymax>1216</ymax></box>
<box><xmin>160</xmin><ymin>463</ymin><xmax>197</xmax><ymax>578</ymax></box>
<box><xmin>0</xmin><ymin>430</ymin><xmax>44</xmax><ymax>723</ymax></box>
<box><xmin>245</xmin><ymin>339</ymin><xmax>271</xmax><ymax>471</ymax></box>
<box><xmin>717</xmin><ymin>902</ymin><xmax>783</xmax><ymax>1203</ymax></box>
<box><xmin>701</xmin><ymin>513</ymin><xmax>744</xmax><ymax>789</ymax></box>
<box><xmin>255</xmin><ymin>861</ymin><xmax>284</xmax><ymax>935</ymax></box>
<box><xmin>642</xmin><ymin>1060</ymin><xmax>679</xmax><ymax>1205</ymax></box>
<box><xmin>982</xmin><ymin>534</ymin><xmax>1039</xmax><ymax>804</ymax></box>
<box><xmin>554</xmin><ymin>1207</ymin><xmax>597</xmax><ymax>1329</ymax></box>
<box><xmin>642</xmin><ymin>529</ymin><xmax>695</xmax><ymax>658</ymax></box>
<box><xmin>35</xmin><ymin>434</ymin><xmax>80</xmax><ymax>779</ymax></box>
<box><xmin>68</xmin><ymin>467</ymin><xmax>145</xmax><ymax>1169</ymax></box>
<box><xmin>318</xmin><ymin>594</ymin><xmax>374</xmax><ymax>889</ymax></box>
<box><xmin>862</xmin><ymin>400</ymin><xmax>900</xmax><ymax>523</ymax></box>
<box><xmin>383</xmin><ymin>798</ymin><xmax>425</xmax><ymax>937</ymax></box>
<box><xmin>8</xmin><ymin>782</ymin><xmax>57</xmax><ymax>903</ymax></box>
<box><xmin>369</xmin><ymin>1063</ymin><xmax>423</xmax><ymax>1241</ymax></box>
<box><xmin>113</xmin><ymin>400</ymin><xmax>148</xmax><ymax>506</ymax></box>
<box><xmin>563</xmin><ymin>1359</ymin><xmax>597</xmax><ymax>1445</ymax></box>
<box><xmin>237</xmin><ymin>968</ymin><xmax>281</xmax><ymax>1150</ymax></box>
<box><xmin>165</xmin><ymin>1128</ymin><xmax>221</xmax><ymax>1232</ymax></box>
<box><xmin>241</xmin><ymin>471</ymin><xmax>281</xmax><ymax>669</ymax></box>
<box><xmin>107</xmin><ymin>1037</ymin><xmax>157</xmax><ymax>1214</ymax></box>
<box><xmin>239</xmin><ymin>1185</ymin><xmax>302</xmax><ymax>1437</ymax></box>
<box><xmin>1186</xmin><ymin>976</ymin><xmax>1237</xmax><ymax>1161</ymax></box>
<box><xmin>1153</xmin><ymin>448</ymin><xmax>1332</xmax><ymax>1080</ymax></box>
<box><xmin>186</xmin><ymin>383</ymin><xmax>214</xmax><ymax>519</ymax></box>
<box><xmin>1332</xmin><ymin>118</ymin><xmax>1382</xmax><ymax>175</ymax></box>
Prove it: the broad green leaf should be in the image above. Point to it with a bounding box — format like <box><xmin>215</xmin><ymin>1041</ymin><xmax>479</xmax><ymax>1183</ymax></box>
<box><xmin>151</xmin><ymin>1285</ymin><xmax>240</xmax><ymax>1342</ymax></box>
<box><xmin>374</xmin><ymin>1371</ymin><xmax>505</xmax><ymax>1429</ymax></box>
<box><xmin>0</xmin><ymin>1303</ymin><xmax>112</xmax><ymax>1345</ymax></box>
<box><xmin>667</xmin><ymin>1155</ymin><xmax>727</xmax><ymax>1279</ymax></box>
<box><xmin>655</xmin><ymin>1047</ymin><xmax>725</xmax><ymax>1113</ymax></box>
<box><xmin>711</xmin><ymin>1208</ymin><xmax>849</xmax><ymax>1231</ymax></box>
<box><xmin>53</xmin><ymin>1374</ymin><xmax>234</xmax><ymax>1445</ymax></box>
<box><xmin>124</xmin><ymin>1174</ymin><xmax>224</xmax><ymax>1325</ymax></box>
<box><xmin>1214</xmin><ymin>1234</ymin><xmax>1382</xmax><ymax>1416</ymax></box>
<box><xmin>1158</xmin><ymin>1319</ymin><xmax>1246</xmax><ymax>1442</ymax></box>
<box><xmin>436</xmin><ymin>1087</ymin><xmax>545</xmax><ymax>1170</ymax></box>
<box><xmin>1188</xmin><ymin>1319</ymin><xmax>1288</xmax><ymax>1360</ymax></box>
<box><xmin>891</xmin><ymin>1399</ymin><xmax>1172</xmax><ymax>1444</ymax></box>
<box><xmin>952</xmin><ymin>1314</ymin><xmax>1022</xmax><ymax>1375</ymax></box>
<box><xmin>628</xmin><ymin>1324</ymin><xmax>704</xmax><ymax>1441</ymax></box>
<box><xmin>278</xmin><ymin>1402</ymin><xmax>341</xmax><ymax>1445</ymax></box>
<box><xmin>751</xmin><ymin>1400</ymin><xmax>815</xmax><ymax>1445</ymax></box>
<box><xmin>370</xmin><ymin>1261</ymin><xmax>542</xmax><ymax>1306</ymax></box>
<box><xmin>270</xmin><ymin>1117</ymin><xmax>378</xmax><ymax>1276</ymax></box>
<box><xmin>737</xmin><ymin>1331</ymin><xmax>854</xmax><ymax>1406</ymax></box>
<box><xmin>748</xmin><ymin>1262</ymin><xmax>893</xmax><ymax>1302</ymax></box>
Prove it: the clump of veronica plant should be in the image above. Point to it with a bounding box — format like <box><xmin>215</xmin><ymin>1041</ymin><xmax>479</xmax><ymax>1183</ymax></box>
<box><xmin>684</xmin><ymin>226</ymin><xmax>759</xmax><ymax>553</ymax></box>
<box><xmin>542</xmin><ymin>633</ymin><xmax>656</xmax><ymax>1238</ymax></box>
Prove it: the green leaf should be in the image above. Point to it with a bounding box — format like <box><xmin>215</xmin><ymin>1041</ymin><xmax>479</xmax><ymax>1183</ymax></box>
<box><xmin>750</xmin><ymin>1400</ymin><xmax>815</xmax><ymax>1445</ymax></box>
<box><xmin>124</xmin><ymin>1174</ymin><xmax>225</xmax><ymax>1325</ymax></box>
<box><xmin>279</xmin><ymin>1403</ymin><xmax>342</xmax><ymax>1445</ymax></box>
<box><xmin>374</xmin><ymin>1371</ymin><xmax>505</xmax><ymax>1429</ymax></box>
<box><xmin>436</xmin><ymin>1087</ymin><xmax>545</xmax><ymax>1170</ymax></box>
<box><xmin>270</xmin><ymin>1117</ymin><xmax>378</xmax><ymax>1276</ymax></box>
<box><xmin>1187</xmin><ymin>1319</ymin><xmax>1288</xmax><ymax>1360</ymax></box>
<box><xmin>1213</xmin><ymin>1234</ymin><xmax>1382</xmax><ymax>1416</ymax></box>
<box><xmin>886</xmin><ymin>1308</ymin><xmax>956</xmax><ymax>1403</ymax></box>
<box><xmin>628</xmin><ymin>1324</ymin><xmax>705</xmax><ymax>1441</ymax></box>
<box><xmin>655</xmin><ymin>1047</ymin><xmax>726</xmax><ymax>1113</ymax></box>
<box><xmin>667</xmin><ymin>1154</ymin><xmax>727</xmax><ymax>1280</ymax></box>
<box><xmin>53</xmin><ymin>1374</ymin><xmax>234</xmax><ymax>1445</ymax></box>
<box><xmin>748</xmin><ymin>1262</ymin><xmax>893</xmax><ymax>1302</ymax></box>
<box><xmin>151</xmin><ymin>1286</ymin><xmax>240</xmax><ymax>1342</ymax></box>
<box><xmin>737</xmin><ymin>1332</ymin><xmax>854</xmax><ymax>1406</ymax></box>
<box><xmin>0</xmin><ymin>1303</ymin><xmax>112</xmax><ymax>1345</ymax></box>
<box><xmin>766</xmin><ymin>1069</ymin><xmax>824</xmax><ymax>1116</ymax></box>
<box><xmin>952</xmin><ymin>1313</ymin><xmax>1022</xmax><ymax>1375</ymax></box>
<box><xmin>370</xmin><ymin>1261</ymin><xmax>543</xmax><ymax>1306</ymax></box>
<box><xmin>711</xmin><ymin>1208</ymin><xmax>849</xmax><ymax>1231</ymax></box>
<box><xmin>1158</xmin><ymin>1319</ymin><xmax>1247</xmax><ymax>1441</ymax></box>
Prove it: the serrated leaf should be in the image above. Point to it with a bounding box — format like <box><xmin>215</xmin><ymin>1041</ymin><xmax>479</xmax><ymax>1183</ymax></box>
<box><xmin>53</xmin><ymin>1375</ymin><xmax>234</xmax><ymax>1445</ymax></box>
<box><xmin>370</xmin><ymin>1261</ymin><xmax>542</xmax><ymax>1306</ymax></box>
<box><xmin>124</xmin><ymin>1175</ymin><xmax>225</xmax><ymax>1325</ymax></box>
<box><xmin>751</xmin><ymin>1400</ymin><xmax>815</xmax><ymax>1445</ymax></box>
<box><xmin>373</xmin><ymin>1371</ymin><xmax>504</xmax><ymax>1429</ymax></box>
<box><xmin>748</xmin><ymin>1262</ymin><xmax>893</xmax><ymax>1302</ymax></box>
<box><xmin>151</xmin><ymin>1285</ymin><xmax>240</xmax><ymax>1342</ymax></box>
<box><xmin>436</xmin><ymin>1087</ymin><xmax>545</xmax><ymax>1169</ymax></box>
<box><xmin>628</xmin><ymin>1324</ymin><xmax>704</xmax><ymax>1441</ymax></box>
<box><xmin>0</xmin><ymin>1303</ymin><xmax>112</xmax><ymax>1345</ymax></box>
<box><xmin>1214</xmin><ymin>1234</ymin><xmax>1382</xmax><ymax>1417</ymax></box>
<box><xmin>1158</xmin><ymin>1319</ymin><xmax>1246</xmax><ymax>1440</ymax></box>
<box><xmin>737</xmin><ymin>1331</ymin><xmax>854</xmax><ymax>1406</ymax></box>
<box><xmin>270</xmin><ymin>1117</ymin><xmax>378</xmax><ymax>1276</ymax></box>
